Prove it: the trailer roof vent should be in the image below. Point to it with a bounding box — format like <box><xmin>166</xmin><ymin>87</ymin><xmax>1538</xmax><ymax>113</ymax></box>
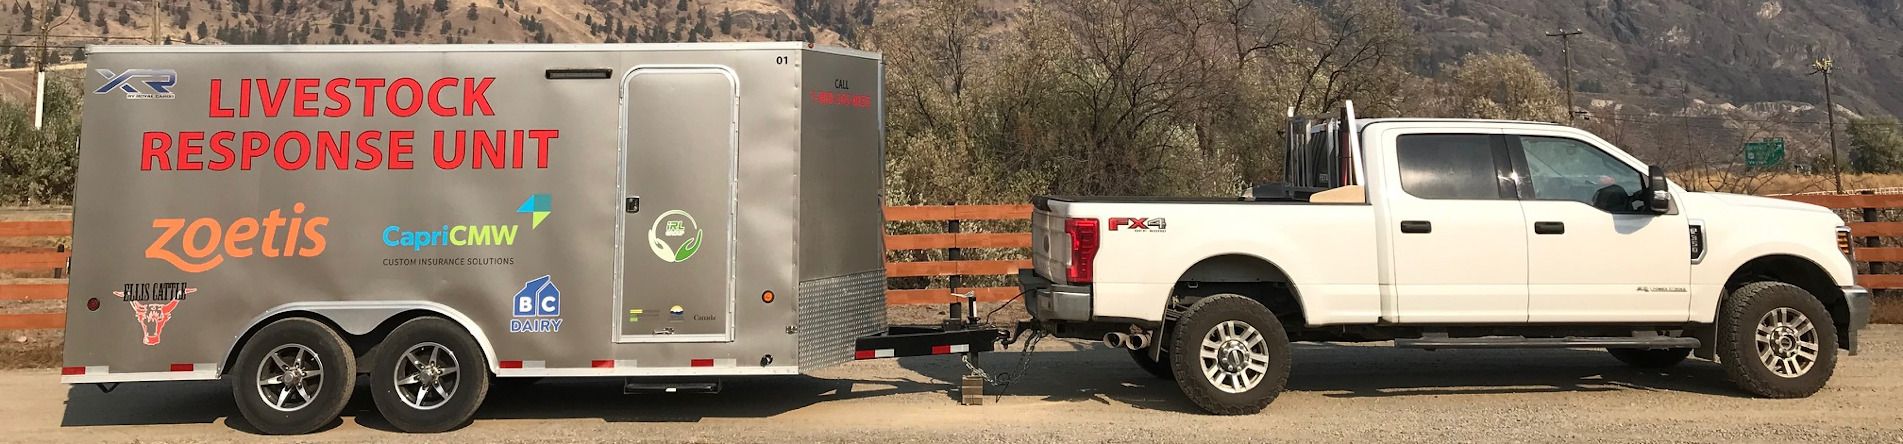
<box><xmin>545</xmin><ymin>68</ymin><xmax>613</xmax><ymax>80</ymax></box>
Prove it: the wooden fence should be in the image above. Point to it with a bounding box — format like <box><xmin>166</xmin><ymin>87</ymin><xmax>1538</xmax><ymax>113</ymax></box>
<box><xmin>7</xmin><ymin>196</ymin><xmax>1889</xmax><ymax>331</ymax></box>
<box><xmin>1775</xmin><ymin>192</ymin><xmax>1903</xmax><ymax>289</ymax></box>
<box><xmin>0</xmin><ymin>220</ymin><xmax>71</xmax><ymax>330</ymax></box>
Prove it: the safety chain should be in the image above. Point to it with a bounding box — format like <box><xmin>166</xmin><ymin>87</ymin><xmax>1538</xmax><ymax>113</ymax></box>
<box><xmin>961</xmin><ymin>329</ymin><xmax>1046</xmax><ymax>395</ymax></box>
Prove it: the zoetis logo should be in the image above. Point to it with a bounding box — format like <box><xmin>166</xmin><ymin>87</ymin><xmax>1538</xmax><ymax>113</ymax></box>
<box><xmin>382</xmin><ymin>194</ymin><xmax>550</xmax><ymax>251</ymax></box>
<box><xmin>145</xmin><ymin>203</ymin><xmax>330</xmax><ymax>273</ymax></box>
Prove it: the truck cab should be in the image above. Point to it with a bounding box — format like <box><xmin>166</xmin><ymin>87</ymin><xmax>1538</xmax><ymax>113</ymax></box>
<box><xmin>1020</xmin><ymin>102</ymin><xmax>1872</xmax><ymax>414</ymax></box>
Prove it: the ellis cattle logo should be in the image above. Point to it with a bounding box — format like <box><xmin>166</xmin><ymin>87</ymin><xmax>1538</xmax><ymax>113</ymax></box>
<box><xmin>115</xmin><ymin>282</ymin><xmax>195</xmax><ymax>346</ymax></box>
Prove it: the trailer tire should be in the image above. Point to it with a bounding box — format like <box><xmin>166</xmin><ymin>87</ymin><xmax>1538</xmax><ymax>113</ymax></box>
<box><xmin>368</xmin><ymin>317</ymin><xmax>491</xmax><ymax>433</ymax></box>
<box><xmin>1607</xmin><ymin>348</ymin><xmax>1691</xmax><ymax>368</ymax></box>
<box><xmin>1716</xmin><ymin>281</ymin><xmax>1838</xmax><ymax>398</ymax></box>
<box><xmin>1168</xmin><ymin>294</ymin><xmax>1290</xmax><ymax>415</ymax></box>
<box><xmin>230</xmin><ymin>318</ymin><xmax>357</xmax><ymax>435</ymax></box>
<box><xmin>1128</xmin><ymin>348</ymin><xmax>1175</xmax><ymax>380</ymax></box>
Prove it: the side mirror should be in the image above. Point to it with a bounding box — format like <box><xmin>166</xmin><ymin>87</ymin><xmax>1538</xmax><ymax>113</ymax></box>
<box><xmin>1645</xmin><ymin>165</ymin><xmax>1673</xmax><ymax>214</ymax></box>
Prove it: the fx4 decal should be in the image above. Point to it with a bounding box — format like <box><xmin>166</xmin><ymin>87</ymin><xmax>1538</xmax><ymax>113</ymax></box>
<box><xmin>1108</xmin><ymin>217</ymin><xmax>1167</xmax><ymax>232</ymax></box>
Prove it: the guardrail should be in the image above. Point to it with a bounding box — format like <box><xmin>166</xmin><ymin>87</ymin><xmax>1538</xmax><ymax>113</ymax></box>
<box><xmin>0</xmin><ymin>220</ymin><xmax>71</xmax><ymax>330</ymax></box>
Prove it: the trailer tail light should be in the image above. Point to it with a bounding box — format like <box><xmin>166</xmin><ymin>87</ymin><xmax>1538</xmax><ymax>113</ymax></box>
<box><xmin>60</xmin><ymin>366</ymin><xmax>85</xmax><ymax>376</ymax></box>
<box><xmin>1839</xmin><ymin>227</ymin><xmax>1855</xmax><ymax>259</ymax></box>
<box><xmin>499</xmin><ymin>360</ymin><xmax>524</xmax><ymax>369</ymax></box>
<box><xmin>1066</xmin><ymin>218</ymin><xmax>1101</xmax><ymax>284</ymax></box>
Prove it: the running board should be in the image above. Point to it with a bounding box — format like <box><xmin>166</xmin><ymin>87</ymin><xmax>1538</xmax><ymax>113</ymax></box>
<box><xmin>1395</xmin><ymin>336</ymin><xmax>1701</xmax><ymax>350</ymax></box>
<box><xmin>623</xmin><ymin>381</ymin><xmax>722</xmax><ymax>395</ymax></box>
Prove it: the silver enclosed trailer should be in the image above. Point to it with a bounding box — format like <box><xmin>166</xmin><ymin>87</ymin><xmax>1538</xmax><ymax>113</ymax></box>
<box><xmin>60</xmin><ymin>42</ymin><xmax>991</xmax><ymax>434</ymax></box>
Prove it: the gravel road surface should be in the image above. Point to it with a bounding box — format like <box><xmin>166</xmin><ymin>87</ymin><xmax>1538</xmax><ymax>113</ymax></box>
<box><xmin>4</xmin><ymin>325</ymin><xmax>1901</xmax><ymax>443</ymax></box>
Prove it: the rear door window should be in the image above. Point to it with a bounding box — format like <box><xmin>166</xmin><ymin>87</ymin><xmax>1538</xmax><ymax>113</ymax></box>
<box><xmin>1395</xmin><ymin>134</ymin><xmax>1507</xmax><ymax>200</ymax></box>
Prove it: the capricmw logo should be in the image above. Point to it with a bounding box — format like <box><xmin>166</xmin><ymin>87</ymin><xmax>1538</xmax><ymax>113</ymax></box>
<box><xmin>94</xmin><ymin>69</ymin><xmax>178</xmax><ymax>99</ymax></box>
<box><xmin>145</xmin><ymin>202</ymin><xmax>330</xmax><ymax>273</ymax></box>
<box><xmin>383</xmin><ymin>194</ymin><xmax>549</xmax><ymax>251</ymax></box>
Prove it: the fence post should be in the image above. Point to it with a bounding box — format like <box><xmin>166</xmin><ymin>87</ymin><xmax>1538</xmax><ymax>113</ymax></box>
<box><xmin>946</xmin><ymin>217</ymin><xmax>962</xmax><ymax>296</ymax></box>
<box><xmin>1863</xmin><ymin>190</ymin><xmax>1880</xmax><ymax>276</ymax></box>
<box><xmin>52</xmin><ymin>243</ymin><xmax>65</xmax><ymax>279</ymax></box>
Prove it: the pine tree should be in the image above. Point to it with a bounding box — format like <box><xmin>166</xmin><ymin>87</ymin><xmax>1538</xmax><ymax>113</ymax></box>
<box><xmin>433</xmin><ymin>0</ymin><xmax>448</xmax><ymax>13</ymax></box>
<box><xmin>466</xmin><ymin>3</ymin><xmax>477</xmax><ymax>21</ymax></box>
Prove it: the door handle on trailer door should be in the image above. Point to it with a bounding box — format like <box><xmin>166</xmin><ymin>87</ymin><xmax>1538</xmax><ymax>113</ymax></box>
<box><xmin>1399</xmin><ymin>220</ymin><xmax>1432</xmax><ymax>234</ymax></box>
<box><xmin>1534</xmin><ymin>221</ymin><xmax>1565</xmax><ymax>235</ymax></box>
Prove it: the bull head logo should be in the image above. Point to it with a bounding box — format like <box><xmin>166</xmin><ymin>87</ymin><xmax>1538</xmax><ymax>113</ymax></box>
<box><xmin>115</xmin><ymin>288</ymin><xmax>194</xmax><ymax>346</ymax></box>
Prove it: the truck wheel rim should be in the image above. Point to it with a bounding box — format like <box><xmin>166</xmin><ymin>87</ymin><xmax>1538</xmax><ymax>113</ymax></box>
<box><xmin>1200</xmin><ymin>320</ymin><xmax>1270</xmax><ymax>394</ymax></box>
<box><xmin>256</xmin><ymin>344</ymin><xmax>324</xmax><ymax>412</ymax></box>
<box><xmin>1755</xmin><ymin>307</ymin><xmax>1819</xmax><ymax>378</ymax></box>
<box><xmin>394</xmin><ymin>342</ymin><xmax>459</xmax><ymax>410</ymax></box>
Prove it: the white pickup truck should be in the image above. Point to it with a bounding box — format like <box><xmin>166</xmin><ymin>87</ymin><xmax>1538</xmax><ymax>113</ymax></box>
<box><xmin>1018</xmin><ymin>103</ymin><xmax>1872</xmax><ymax>414</ymax></box>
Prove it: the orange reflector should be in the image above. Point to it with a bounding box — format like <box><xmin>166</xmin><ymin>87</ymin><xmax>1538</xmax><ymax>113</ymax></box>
<box><xmin>762</xmin><ymin>290</ymin><xmax>775</xmax><ymax>303</ymax></box>
<box><xmin>1839</xmin><ymin>230</ymin><xmax>1854</xmax><ymax>256</ymax></box>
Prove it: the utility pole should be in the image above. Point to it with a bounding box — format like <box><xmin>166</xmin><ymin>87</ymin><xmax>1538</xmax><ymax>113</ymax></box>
<box><xmin>150</xmin><ymin>0</ymin><xmax>163</xmax><ymax>44</ymax></box>
<box><xmin>31</xmin><ymin>0</ymin><xmax>53</xmax><ymax>129</ymax></box>
<box><xmin>1811</xmin><ymin>58</ymin><xmax>1841</xmax><ymax>194</ymax></box>
<box><xmin>1546</xmin><ymin>29</ymin><xmax>1583</xmax><ymax>124</ymax></box>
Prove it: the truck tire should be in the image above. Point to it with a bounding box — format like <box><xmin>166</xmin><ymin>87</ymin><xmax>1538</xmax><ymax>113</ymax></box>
<box><xmin>230</xmin><ymin>318</ymin><xmax>357</xmax><ymax>435</ymax></box>
<box><xmin>368</xmin><ymin>317</ymin><xmax>491</xmax><ymax>433</ymax></box>
<box><xmin>1167</xmin><ymin>294</ymin><xmax>1290</xmax><ymax>415</ymax></box>
<box><xmin>1716</xmin><ymin>281</ymin><xmax>1838</xmax><ymax>398</ymax></box>
<box><xmin>1607</xmin><ymin>348</ymin><xmax>1691</xmax><ymax>368</ymax></box>
<box><xmin>1128</xmin><ymin>348</ymin><xmax>1174</xmax><ymax>380</ymax></box>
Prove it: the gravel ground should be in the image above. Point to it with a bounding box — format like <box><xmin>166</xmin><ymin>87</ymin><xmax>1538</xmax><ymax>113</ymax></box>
<box><xmin>1</xmin><ymin>325</ymin><xmax>1899</xmax><ymax>443</ymax></box>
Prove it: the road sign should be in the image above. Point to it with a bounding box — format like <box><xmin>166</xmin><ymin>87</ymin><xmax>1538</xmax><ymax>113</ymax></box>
<box><xmin>1744</xmin><ymin>138</ymin><xmax>1786</xmax><ymax>168</ymax></box>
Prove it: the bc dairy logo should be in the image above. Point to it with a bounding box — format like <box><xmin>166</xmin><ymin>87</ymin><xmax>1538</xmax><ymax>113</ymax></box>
<box><xmin>509</xmin><ymin>275</ymin><xmax>562</xmax><ymax>333</ymax></box>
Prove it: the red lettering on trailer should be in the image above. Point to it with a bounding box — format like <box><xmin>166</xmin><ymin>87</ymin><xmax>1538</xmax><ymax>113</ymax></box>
<box><xmin>354</xmin><ymin>78</ymin><xmax>384</xmax><ymax>117</ymax></box>
<box><xmin>322</xmin><ymin>78</ymin><xmax>351</xmax><ymax>118</ymax></box>
<box><xmin>208</xmin><ymin>79</ymin><xmax>233</xmax><ymax>118</ymax></box>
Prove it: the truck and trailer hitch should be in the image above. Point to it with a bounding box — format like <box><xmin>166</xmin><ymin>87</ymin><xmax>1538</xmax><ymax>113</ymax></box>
<box><xmin>849</xmin><ymin>291</ymin><xmax>1047</xmax><ymax>405</ymax></box>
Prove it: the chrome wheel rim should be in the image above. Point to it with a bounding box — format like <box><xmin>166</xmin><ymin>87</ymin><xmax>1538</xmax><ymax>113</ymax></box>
<box><xmin>256</xmin><ymin>344</ymin><xmax>323</xmax><ymax>412</ymax></box>
<box><xmin>1755</xmin><ymin>307</ymin><xmax>1820</xmax><ymax>378</ymax></box>
<box><xmin>394</xmin><ymin>342</ymin><xmax>459</xmax><ymax>410</ymax></box>
<box><xmin>1200</xmin><ymin>320</ymin><xmax>1270</xmax><ymax>394</ymax></box>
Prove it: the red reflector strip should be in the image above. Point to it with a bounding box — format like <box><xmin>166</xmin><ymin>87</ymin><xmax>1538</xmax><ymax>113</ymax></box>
<box><xmin>60</xmin><ymin>366</ymin><xmax>85</xmax><ymax>376</ymax></box>
<box><xmin>591</xmin><ymin>360</ymin><xmax>615</xmax><ymax>368</ymax></box>
<box><xmin>930</xmin><ymin>345</ymin><xmax>953</xmax><ymax>355</ymax></box>
<box><xmin>854</xmin><ymin>349</ymin><xmax>877</xmax><ymax>360</ymax></box>
<box><xmin>499</xmin><ymin>360</ymin><xmax>524</xmax><ymax>369</ymax></box>
<box><xmin>690</xmin><ymin>359</ymin><xmax>715</xmax><ymax>367</ymax></box>
<box><xmin>169</xmin><ymin>363</ymin><xmax>195</xmax><ymax>372</ymax></box>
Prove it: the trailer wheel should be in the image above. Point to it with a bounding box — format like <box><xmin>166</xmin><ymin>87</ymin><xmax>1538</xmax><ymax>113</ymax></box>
<box><xmin>368</xmin><ymin>317</ymin><xmax>490</xmax><ymax>433</ymax></box>
<box><xmin>1716</xmin><ymin>281</ymin><xmax>1838</xmax><ymax>398</ymax></box>
<box><xmin>230</xmin><ymin>318</ymin><xmax>357</xmax><ymax>435</ymax></box>
<box><xmin>1128</xmin><ymin>348</ymin><xmax>1174</xmax><ymax>380</ymax></box>
<box><xmin>1607</xmin><ymin>348</ymin><xmax>1691</xmax><ymax>368</ymax></box>
<box><xmin>1167</xmin><ymin>294</ymin><xmax>1290</xmax><ymax>415</ymax></box>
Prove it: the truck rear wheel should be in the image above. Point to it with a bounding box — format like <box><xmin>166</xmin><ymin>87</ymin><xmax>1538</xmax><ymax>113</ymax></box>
<box><xmin>230</xmin><ymin>318</ymin><xmax>357</xmax><ymax>435</ymax></box>
<box><xmin>1716</xmin><ymin>281</ymin><xmax>1838</xmax><ymax>398</ymax></box>
<box><xmin>1607</xmin><ymin>348</ymin><xmax>1691</xmax><ymax>368</ymax></box>
<box><xmin>368</xmin><ymin>317</ymin><xmax>491</xmax><ymax>433</ymax></box>
<box><xmin>1128</xmin><ymin>347</ymin><xmax>1174</xmax><ymax>380</ymax></box>
<box><xmin>1167</xmin><ymin>294</ymin><xmax>1290</xmax><ymax>415</ymax></box>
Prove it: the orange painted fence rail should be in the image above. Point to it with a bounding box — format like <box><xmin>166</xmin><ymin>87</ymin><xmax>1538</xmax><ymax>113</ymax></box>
<box><xmin>0</xmin><ymin>219</ymin><xmax>71</xmax><ymax>330</ymax></box>
<box><xmin>1778</xmin><ymin>192</ymin><xmax>1903</xmax><ymax>290</ymax></box>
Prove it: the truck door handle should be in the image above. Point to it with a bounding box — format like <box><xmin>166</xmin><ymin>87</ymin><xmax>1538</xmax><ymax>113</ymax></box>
<box><xmin>1400</xmin><ymin>220</ymin><xmax>1432</xmax><ymax>234</ymax></box>
<box><xmin>1534</xmin><ymin>221</ymin><xmax>1565</xmax><ymax>235</ymax></box>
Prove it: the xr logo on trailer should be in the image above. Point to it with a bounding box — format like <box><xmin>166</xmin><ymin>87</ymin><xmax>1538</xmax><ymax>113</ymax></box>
<box><xmin>93</xmin><ymin>69</ymin><xmax>178</xmax><ymax>99</ymax></box>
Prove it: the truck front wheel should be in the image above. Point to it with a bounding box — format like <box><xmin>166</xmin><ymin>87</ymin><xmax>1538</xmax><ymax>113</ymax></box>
<box><xmin>1716</xmin><ymin>281</ymin><xmax>1839</xmax><ymax>398</ymax></box>
<box><xmin>368</xmin><ymin>317</ymin><xmax>492</xmax><ymax>433</ymax></box>
<box><xmin>1167</xmin><ymin>294</ymin><xmax>1290</xmax><ymax>415</ymax></box>
<box><xmin>230</xmin><ymin>318</ymin><xmax>358</xmax><ymax>435</ymax></box>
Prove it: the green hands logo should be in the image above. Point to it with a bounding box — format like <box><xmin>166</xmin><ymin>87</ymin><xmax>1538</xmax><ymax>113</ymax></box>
<box><xmin>647</xmin><ymin>210</ymin><xmax>702</xmax><ymax>263</ymax></box>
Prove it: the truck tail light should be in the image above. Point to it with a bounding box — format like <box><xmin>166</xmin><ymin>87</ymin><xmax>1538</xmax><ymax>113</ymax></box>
<box><xmin>1066</xmin><ymin>218</ymin><xmax>1100</xmax><ymax>284</ymax></box>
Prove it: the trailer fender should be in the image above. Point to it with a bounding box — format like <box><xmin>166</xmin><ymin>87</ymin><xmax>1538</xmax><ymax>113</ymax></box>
<box><xmin>224</xmin><ymin>301</ymin><xmax>499</xmax><ymax>373</ymax></box>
